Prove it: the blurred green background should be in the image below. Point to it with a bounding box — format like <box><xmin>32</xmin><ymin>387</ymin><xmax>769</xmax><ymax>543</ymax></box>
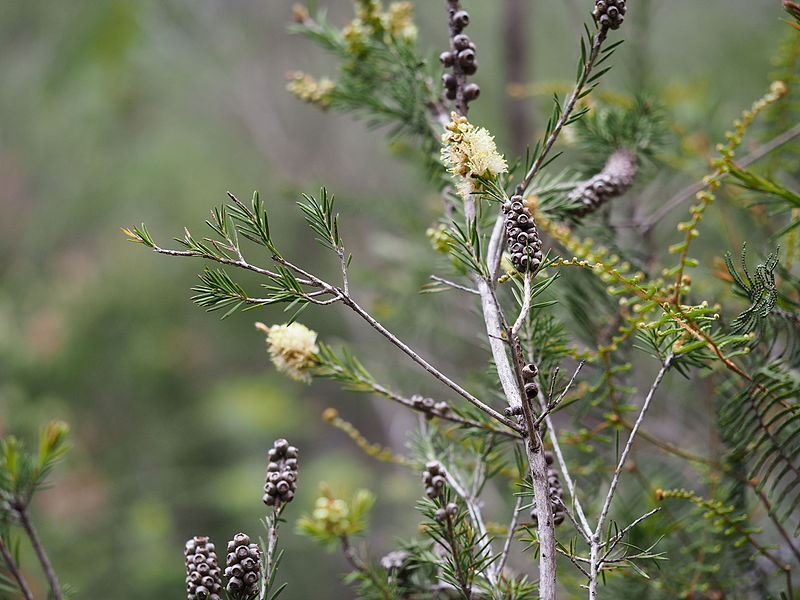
<box><xmin>0</xmin><ymin>1</ymin><xmax>791</xmax><ymax>598</ymax></box>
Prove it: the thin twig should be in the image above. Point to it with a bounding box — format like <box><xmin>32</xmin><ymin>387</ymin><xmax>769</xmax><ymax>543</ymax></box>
<box><xmin>516</xmin><ymin>26</ymin><xmax>609</xmax><ymax>195</ymax></box>
<box><xmin>429</xmin><ymin>275</ymin><xmax>479</xmax><ymax>295</ymax></box>
<box><xmin>511</xmin><ymin>272</ymin><xmax>532</xmax><ymax>335</ymax></box>
<box><xmin>15</xmin><ymin>505</ymin><xmax>63</xmax><ymax>600</ymax></box>
<box><xmin>599</xmin><ymin>507</ymin><xmax>661</xmax><ymax>561</ymax></box>
<box><xmin>339</xmin><ymin>536</ymin><xmax>394</xmax><ymax>600</ymax></box>
<box><xmin>534</xmin><ymin>361</ymin><xmax>584</xmax><ymax>429</ymax></box>
<box><xmin>323</xmin><ymin>363</ymin><xmax>521</xmax><ymax>438</ymax></box>
<box><xmin>589</xmin><ymin>354</ymin><xmax>673</xmax><ymax>600</ymax></box>
<box><xmin>0</xmin><ymin>536</ymin><xmax>35</xmax><ymax>600</ymax></box>
<box><xmin>595</xmin><ymin>354</ymin><xmax>673</xmax><ymax>536</ymax></box>
<box><xmin>261</xmin><ymin>506</ymin><xmax>284</xmax><ymax>600</ymax></box>
<box><xmin>340</xmin><ymin>295</ymin><xmax>522</xmax><ymax>431</ymax></box>
<box><xmin>495</xmin><ymin>496</ymin><xmax>523</xmax><ymax>576</ymax></box>
<box><xmin>437</xmin><ymin>456</ymin><xmax>498</xmax><ymax>588</ymax></box>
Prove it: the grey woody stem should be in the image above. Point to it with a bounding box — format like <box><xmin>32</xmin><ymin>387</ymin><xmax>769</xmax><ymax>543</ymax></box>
<box><xmin>16</xmin><ymin>504</ymin><xmax>63</xmax><ymax>600</ymax></box>
<box><xmin>588</xmin><ymin>354</ymin><xmax>673</xmax><ymax>600</ymax></box>
<box><xmin>495</xmin><ymin>496</ymin><xmax>523</xmax><ymax>577</ymax></box>
<box><xmin>0</xmin><ymin>536</ymin><xmax>35</xmax><ymax>600</ymax></box>
<box><xmin>466</xmin><ymin>194</ymin><xmax>558</xmax><ymax>600</ymax></box>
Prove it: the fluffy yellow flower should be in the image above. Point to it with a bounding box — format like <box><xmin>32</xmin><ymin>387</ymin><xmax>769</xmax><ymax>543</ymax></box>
<box><xmin>256</xmin><ymin>321</ymin><xmax>319</xmax><ymax>383</ymax></box>
<box><xmin>383</xmin><ymin>2</ymin><xmax>417</xmax><ymax>41</ymax></box>
<box><xmin>286</xmin><ymin>72</ymin><xmax>335</xmax><ymax>108</ymax></box>
<box><xmin>441</xmin><ymin>112</ymin><xmax>508</xmax><ymax>199</ymax></box>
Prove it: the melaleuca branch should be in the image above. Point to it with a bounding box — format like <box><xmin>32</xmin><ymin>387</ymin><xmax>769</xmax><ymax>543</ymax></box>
<box><xmin>515</xmin><ymin>3</ymin><xmax>625</xmax><ymax>196</ymax></box>
<box><xmin>0</xmin><ymin>422</ymin><xmax>70</xmax><ymax>600</ymax></box>
<box><xmin>314</xmin><ymin>345</ymin><xmax>522</xmax><ymax>439</ymax></box>
<box><xmin>587</xmin><ymin>353</ymin><xmax>673</xmax><ymax>600</ymax></box>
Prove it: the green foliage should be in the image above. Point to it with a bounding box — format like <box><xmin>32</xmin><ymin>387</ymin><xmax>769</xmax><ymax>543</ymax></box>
<box><xmin>296</xmin><ymin>485</ymin><xmax>375</xmax><ymax>548</ymax></box>
<box><xmin>290</xmin><ymin>3</ymin><xmax>442</xmax><ymax>176</ymax></box>
<box><xmin>718</xmin><ymin>365</ymin><xmax>800</xmax><ymax>532</ymax></box>
<box><xmin>0</xmin><ymin>421</ymin><xmax>70</xmax><ymax>510</ymax></box>
<box><xmin>724</xmin><ymin>244</ymin><xmax>780</xmax><ymax>335</ymax></box>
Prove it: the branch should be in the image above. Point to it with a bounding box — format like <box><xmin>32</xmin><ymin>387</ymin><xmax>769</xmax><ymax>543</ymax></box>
<box><xmin>15</xmin><ymin>505</ymin><xmax>63</xmax><ymax>600</ymax></box>
<box><xmin>339</xmin><ymin>294</ymin><xmax>522</xmax><ymax>431</ymax></box>
<box><xmin>323</xmin><ymin>363</ymin><xmax>521</xmax><ymax>439</ymax></box>
<box><xmin>0</xmin><ymin>535</ymin><xmax>35</xmax><ymax>600</ymax></box>
<box><xmin>515</xmin><ymin>25</ymin><xmax>610</xmax><ymax>195</ymax></box>
<box><xmin>588</xmin><ymin>353</ymin><xmax>673</xmax><ymax>600</ymax></box>
<box><xmin>429</xmin><ymin>275</ymin><xmax>479</xmax><ymax>296</ymax></box>
<box><xmin>495</xmin><ymin>496</ymin><xmax>523</xmax><ymax>576</ymax></box>
<box><xmin>595</xmin><ymin>354</ymin><xmax>673</xmax><ymax>536</ymax></box>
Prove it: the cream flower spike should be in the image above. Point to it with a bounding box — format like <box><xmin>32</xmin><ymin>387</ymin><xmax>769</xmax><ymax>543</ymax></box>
<box><xmin>256</xmin><ymin>321</ymin><xmax>319</xmax><ymax>383</ymax></box>
<box><xmin>441</xmin><ymin>112</ymin><xmax>507</xmax><ymax>199</ymax></box>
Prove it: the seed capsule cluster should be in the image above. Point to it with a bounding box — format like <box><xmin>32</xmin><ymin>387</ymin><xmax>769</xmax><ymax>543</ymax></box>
<box><xmin>434</xmin><ymin>502</ymin><xmax>459</xmax><ymax>523</ymax></box>
<box><xmin>380</xmin><ymin>550</ymin><xmax>412</xmax><ymax>585</ymax></box>
<box><xmin>422</xmin><ymin>461</ymin><xmax>447</xmax><ymax>500</ymax></box>
<box><xmin>224</xmin><ymin>533</ymin><xmax>261</xmax><ymax>597</ymax></box>
<box><xmin>263</xmin><ymin>438</ymin><xmax>298</xmax><ymax>508</ymax></box>
<box><xmin>502</xmin><ymin>196</ymin><xmax>543</xmax><ymax>274</ymax></box>
<box><xmin>504</xmin><ymin>362</ymin><xmax>539</xmax><ymax>420</ymax></box>
<box><xmin>593</xmin><ymin>0</ymin><xmax>626</xmax><ymax>30</ymax></box>
<box><xmin>411</xmin><ymin>394</ymin><xmax>451</xmax><ymax>418</ymax></box>
<box><xmin>531</xmin><ymin>452</ymin><xmax>565</xmax><ymax>527</ymax></box>
<box><xmin>568</xmin><ymin>148</ymin><xmax>637</xmax><ymax>217</ymax></box>
<box><xmin>184</xmin><ymin>536</ymin><xmax>223</xmax><ymax>600</ymax></box>
<box><xmin>440</xmin><ymin>5</ymin><xmax>480</xmax><ymax>106</ymax></box>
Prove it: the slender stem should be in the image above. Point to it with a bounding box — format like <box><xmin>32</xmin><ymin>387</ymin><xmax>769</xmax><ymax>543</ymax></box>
<box><xmin>588</xmin><ymin>354</ymin><xmax>673</xmax><ymax>600</ymax></box>
<box><xmin>340</xmin><ymin>295</ymin><xmax>522</xmax><ymax>431</ymax></box>
<box><xmin>516</xmin><ymin>26</ymin><xmax>609</xmax><ymax>195</ymax></box>
<box><xmin>429</xmin><ymin>275</ymin><xmax>479</xmax><ymax>295</ymax></box>
<box><xmin>0</xmin><ymin>536</ymin><xmax>35</xmax><ymax>600</ymax></box>
<box><xmin>495</xmin><ymin>496</ymin><xmax>523</xmax><ymax>577</ymax></box>
<box><xmin>262</xmin><ymin>506</ymin><xmax>283</xmax><ymax>600</ymax></box>
<box><xmin>599</xmin><ymin>508</ymin><xmax>661</xmax><ymax>562</ymax></box>
<box><xmin>339</xmin><ymin>536</ymin><xmax>394</xmax><ymax>600</ymax></box>
<box><xmin>436</xmin><ymin>456</ymin><xmax>497</xmax><ymax>588</ymax></box>
<box><xmin>511</xmin><ymin>273</ymin><xmax>532</xmax><ymax>335</ymax></box>
<box><xmin>443</xmin><ymin>511</ymin><xmax>472</xmax><ymax>598</ymax></box>
<box><xmin>15</xmin><ymin>505</ymin><xmax>63</xmax><ymax>600</ymax></box>
<box><xmin>595</xmin><ymin>354</ymin><xmax>673</xmax><ymax>536</ymax></box>
<box><xmin>323</xmin><ymin>363</ymin><xmax>521</xmax><ymax>438</ymax></box>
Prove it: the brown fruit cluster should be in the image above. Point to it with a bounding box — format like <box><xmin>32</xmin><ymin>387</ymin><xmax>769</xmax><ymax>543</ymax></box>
<box><xmin>184</xmin><ymin>536</ymin><xmax>223</xmax><ymax>600</ymax></box>
<box><xmin>531</xmin><ymin>452</ymin><xmax>565</xmax><ymax>527</ymax></box>
<box><xmin>502</xmin><ymin>196</ymin><xmax>543</xmax><ymax>274</ymax></box>
<box><xmin>224</xmin><ymin>533</ymin><xmax>261</xmax><ymax>597</ymax></box>
<box><xmin>411</xmin><ymin>394</ymin><xmax>450</xmax><ymax>418</ymax></box>
<box><xmin>263</xmin><ymin>438</ymin><xmax>299</xmax><ymax>508</ymax></box>
<box><xmin>593</xmin><ymin>0</ymin><xmax>627</xmax><ymax>30</ymax></box>
<box><xmin>422</xmin><ymin>461</ymin><xmax>447</xmax><ymax>500</ymax></box>
<box><xmin>440</xmin><ymin>5</ymin><xmax>480</xmax><ymax>105</ymax></box>
<box><xmin>568</xmin><ymin>148</ymin><xmax>637</xmax><ymax>217</ymax></box>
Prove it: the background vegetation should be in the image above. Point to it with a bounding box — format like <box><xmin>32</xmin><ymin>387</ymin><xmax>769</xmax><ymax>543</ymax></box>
<box><xmin>0</xmin><ymin>1</ymin><xmax>796</xmax><ymax>598</ymax></box>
